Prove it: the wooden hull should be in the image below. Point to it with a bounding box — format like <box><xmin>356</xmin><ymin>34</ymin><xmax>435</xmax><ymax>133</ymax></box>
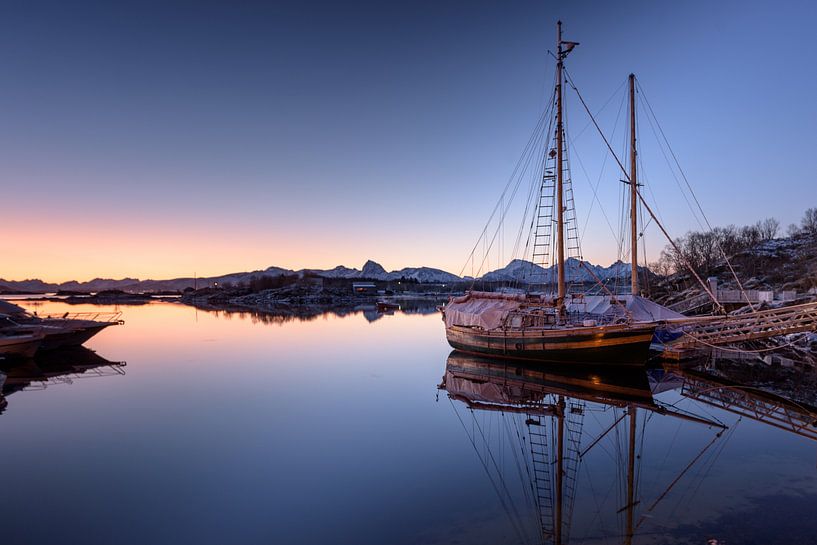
<box><xmin>445</xmin><ymin>323</ymin><xmax>657</xmax><ymax>366</ymax></box>
<box><xmin>444</xmin><ymin>351</ymin><xmax>656</xmax><ymax>407</ymax></box>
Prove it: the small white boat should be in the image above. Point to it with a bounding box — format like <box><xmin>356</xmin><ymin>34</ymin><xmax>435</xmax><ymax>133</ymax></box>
<box><xmin>0</xmin><ymin>330</ymin><xmax>44</xmax><ymax>359</ymax></box>
<box><xmin>0</xmin><ymin>300</ymin><xmax>122</xmax><ymax>351</ymax></box>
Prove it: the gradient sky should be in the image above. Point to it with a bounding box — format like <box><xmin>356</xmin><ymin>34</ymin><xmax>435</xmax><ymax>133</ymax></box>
<box><xmin>3</xmin><ymin>0</ymin><xmax>816</xmax><ymax>282</ymax></box>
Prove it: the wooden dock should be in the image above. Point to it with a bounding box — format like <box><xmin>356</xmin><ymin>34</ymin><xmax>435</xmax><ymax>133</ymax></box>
<box><xmin>658</xmin><ymin>301</ymin><xmax>817</xmax><ymax>360</ymax></box>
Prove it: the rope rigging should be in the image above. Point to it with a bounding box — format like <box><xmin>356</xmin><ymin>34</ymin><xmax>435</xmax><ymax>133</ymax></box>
<box><xmin>563</xmin><ymin>67</ymin><xmax>724</xmax><ymax>311</ymax></box>
<box><xmin>641</xmin><ymin>88</ymin><xmax>757</xmax><ymax>313</ymax></box>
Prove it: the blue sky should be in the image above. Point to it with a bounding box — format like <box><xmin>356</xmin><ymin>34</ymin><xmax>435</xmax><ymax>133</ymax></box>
<box><xmin>2</xmin><ymin>0</ymin><xmax>815</xmax><ymax>281</ymax></box>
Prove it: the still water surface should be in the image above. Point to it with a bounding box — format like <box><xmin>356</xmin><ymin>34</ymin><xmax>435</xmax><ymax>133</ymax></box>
<box><xmin>2</xmin><ymin>300</ymin><xmax>817</xmax><ymax>544</ymax></box>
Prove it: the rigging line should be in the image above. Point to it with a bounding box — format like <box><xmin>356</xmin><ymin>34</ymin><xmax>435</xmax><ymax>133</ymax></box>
<box><xmin>637</xmin><ymin>80</ymin><xmax>756</xmax><ymax>313</ymax></box>
<box><xmin>472</xmin><ymin>126</ymin><xmax>539</xmax><ymax>284</ymax></box>
<box><xmin>564</xmin><ymin>68</ymin><xmax>723</xmax><ymax>310</ymax></box>
<box><xmin>635</xmin><ymin>163</ymin><xmax>652</xmax><ymax>290</ymax></box>
<box><xmin>683</xmin><ymin>416</ymin><xmax>741</xmax><ymax>509</ymax></box>
<box><xmin>635</xmin><ymin>407</ymin><xmax>648</xmax><ymax>506</ymax></box>
<box><xmin>579</xmin><ymin>460</ymin><xmax>611</xmax><ymax>540</ymax></box>
<box><xmin>635</xmin><ymin>428</ymin><xmax>724</xmax><ymax>530</ymax></box>
<box><xmin>512</xmin><ymin>122</ymin><xmax>550</xmax><ymax>263</ymax></box>
<box><xmin>570</xmin><ymin>76</ymin><xmax>629</xmax><ymax>142</ymax></box>
<box><xmin>458</xmin><ymin>101</ymin><xmax>552</xmax><ymax>278</ymax></box>
<box><xmin>670</xmin><ymin>417</ymin><xmax>733</xmax><ymax>518</ymax></box>
<box><xmin>612</xmin><ymin>408</ymin><xmax>625</xmax><ymax>541</ymax></box>
<box><xmin>450</xmin><ymin>400</ymin><xmax>531</xmax><ymax>544</ymax></box>
<box><xmin>466</xmin><ymin>113</ymin><xmax>544</xmax><ymax>277</ymax></box>
<box><xmin>470</xmin><ymin>118</ymin><xmax>549</xmax><ymax>285</ymax></box>
<box><xmin>637</xmin><ymin>146</ymin><xmax>667</xmax><ymax>235</ymax></box>
<box><xmin>587</xmin><ymin>409</ymin><xmax>621</xmax><ymax>465</ymax></box>
<box><xmin>512</xmin><ymin>415</ymin><xmax>541</xmax><ymax>515</ymax></box>
<box><xmin>470</xmin><ymin>404</ymin><xmax>534</xmax><ymax>543</ymax></box>
<box><xmin>503</xmin><ymin>414</ymin><xmax>537</xmax><ymax>512</ymax></box>
<box><xmin>512</xmin><ymin>168</ymin><xmax>544</xmax><ymax>264</ymax></box>
<box><xmin>637</xmin><ymin>95</ymin><xmax>697</xmax><ymax>229</ymax></box>
<box><xmin>636</xmin><ymin>79</ymin><xmax>712</xmax><ymax>228</ymax></box>
<box><xmin>518</xmin><ymin>124</ymin><xmax>552</xmax><ymax>266</ymax></box>
<box><xmin>569</xmin><ymin>140</ymin><xmax>620</xmax><ymax>254</ymax></box>
<box><xmin>578</xmin><ymin>87</ymin><xmax>628</xmax><ymax>250</ymax></box>
<box><xmin>521</xmin><ymin>139</ymin><xmax>554</xmax><ymax>288</ymax></box>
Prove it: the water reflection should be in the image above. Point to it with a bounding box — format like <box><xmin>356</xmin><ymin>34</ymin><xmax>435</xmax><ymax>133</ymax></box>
<box><xmin>188</xmin><ymin>297</ymin><xmax>444</xmax><ymax>325</ymax></box>
<box><xmin>439</xmin><ymin>351</ymin><xmax>746</xmax><ymax>544</ymax></box>
<box><xmin>0</xmin><ymin>347</ymin><xmax>125</xmax><ymax>415</ymax></box>
<box><xmin>2</xmin><ymin>301</ymin><xmax>816</xmax><ymax>544</ymax></box>
<box><xmin>654</xmin><ymin>358</ymin><xmax>817</xmax><ymax>441</ymax></box>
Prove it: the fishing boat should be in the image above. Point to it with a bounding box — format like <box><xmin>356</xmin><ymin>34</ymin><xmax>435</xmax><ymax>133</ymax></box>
<box><xmin>442</xmin><ymin>22</ymin><xmax>659</xmax><ymax>364</ymax></box>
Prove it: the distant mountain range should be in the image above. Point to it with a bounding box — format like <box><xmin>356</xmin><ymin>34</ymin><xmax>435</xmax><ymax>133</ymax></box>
<box><xmin>0</xmin><ymin>258</ymin><xmax>642</xmax><ymax>293</ymax></box>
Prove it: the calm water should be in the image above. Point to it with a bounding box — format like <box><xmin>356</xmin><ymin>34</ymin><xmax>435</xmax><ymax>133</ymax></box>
<box><xmin>2</xmin><ymin>300</ymin><xmax>817</xmax><ymax>545</ymax></box>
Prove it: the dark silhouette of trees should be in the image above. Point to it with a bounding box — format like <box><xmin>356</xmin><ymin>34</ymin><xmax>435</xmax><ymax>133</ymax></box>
<box><xmin>802</xmin><ymin>208</ymin><xmax>817</xmax><ymax>237</ymax></box>
<box><xmin>656</xmin><ymin>216</ymin><xmax>783</xmax><ymax>276</ymax></box>
<box><xmin>248</xmin><ymin>274</ymin><xmax>299</xmax><ymax>292</ymax></box>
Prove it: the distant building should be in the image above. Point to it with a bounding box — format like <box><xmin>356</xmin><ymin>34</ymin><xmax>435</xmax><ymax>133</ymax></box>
<box><xmin>352</xmin><ymin>282</ymin><xmax>377</xmax><ymax>294</ymax></box>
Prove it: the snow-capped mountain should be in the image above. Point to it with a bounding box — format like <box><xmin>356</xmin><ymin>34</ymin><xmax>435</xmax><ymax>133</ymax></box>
<box><xmin>306</xmin><ymin>260</ymin><xmax>459</xmax><ymax>283</ymax></box>
<box><xmin>481</xmin><ymin>258</ymin><xmax>640</xmax><ymax>284</ymax></box>
<box><xmin>384</xmin><ymin>267</ymin><xmax>461</xmax><ymax>283</ymax></box>
<box><xmin>0</xmin><ymin>258</ymin><xmax>642</xmax><ymax>293</ymax></box>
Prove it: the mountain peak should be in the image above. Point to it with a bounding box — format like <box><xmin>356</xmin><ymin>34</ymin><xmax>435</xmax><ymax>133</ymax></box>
<box><xmin>361</xmin><ymin>260</ymin><xmax>387</xmax><ymax>277</ymax></box>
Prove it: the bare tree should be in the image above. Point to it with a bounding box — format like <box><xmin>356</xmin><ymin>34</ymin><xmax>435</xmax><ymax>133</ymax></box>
<box><xmin>756</xmin><ymin>218</ymin><xmax>780</xmax><ymax>240</ymax></box>
<box><xmin>802</xmin><ymin>208</ymin><xmax>817</xmax><ymax>236</ymax></box>
<box><xmin>649</xmin><ymin>260</ymin><xmax>672</xmax><ymax>277</ymax></box>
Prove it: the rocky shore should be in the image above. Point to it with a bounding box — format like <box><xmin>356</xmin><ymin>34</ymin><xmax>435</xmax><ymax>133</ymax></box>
<box><xmin>180</xmin><ymin>283</ymin><xmax>450</xmax><ymax>320</ymax></box>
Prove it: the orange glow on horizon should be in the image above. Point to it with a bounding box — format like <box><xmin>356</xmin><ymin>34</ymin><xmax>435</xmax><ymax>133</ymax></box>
<box><xmin>1</xmin><ymin>209</ymin><xmax>629</xmax><ymax>283</ymax></box>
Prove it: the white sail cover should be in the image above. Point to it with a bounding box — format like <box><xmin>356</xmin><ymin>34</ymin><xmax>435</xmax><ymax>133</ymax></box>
<box><xmin>444</xmin><ymin>291</ymin><xmax>525</xmax><ymax>330</ymax></box>
<box><xmin>444</xmin><ymin>292</ymin><xmax>683</xmax><ymax>331</ymax></box>
<box><xmin>568</xmin><ymin>295</ymin><xmax>684</xmax><ymax>321</ymax></box>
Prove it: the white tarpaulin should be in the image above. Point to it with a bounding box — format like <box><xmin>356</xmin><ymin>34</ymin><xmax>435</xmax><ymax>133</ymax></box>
<box><xmin>567</xmin><ymin>295</ymin><xmax>684</xmax><ymax>321</ymax></box>
<box><xmin>445</xmin><ymin>292</ymin><xmax>684</xmax><ymax>330</ymax></box>
<box><xmin>444</xmin><ymin>291</ymin><xmax>525</xmax><ymax>330</ymax></box>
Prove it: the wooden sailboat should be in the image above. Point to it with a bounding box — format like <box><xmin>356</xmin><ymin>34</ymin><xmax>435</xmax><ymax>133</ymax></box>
<box><xmin>442</xmin><ymin>22</ymin><xmax>657</xmax><ymax>365</ymax></box>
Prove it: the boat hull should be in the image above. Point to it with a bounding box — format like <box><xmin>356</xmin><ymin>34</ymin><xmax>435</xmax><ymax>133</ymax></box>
<box><xmin>0</xmin><ymin>335</ymin><xmax>43</xmax><ymax>359</ymax></box>
<box><xmin>38</xmin><ymin>323</ymin><xmax>115</xmax><ymax>350</ymax></box>
<box><xmin>445</xmin><ymin>323</ymin><xmax>656</xmax><ymax>365</ymax></box>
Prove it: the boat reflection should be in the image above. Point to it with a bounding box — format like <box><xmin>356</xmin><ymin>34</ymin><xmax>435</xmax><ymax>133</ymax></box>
<box><xmin>0</xmin><ymin>346</ymin><xmax>125</xmax><ymax>415</ymax></box>
<box><xmin>440</xmin><ymin>351</ymin><xmax>725</xmax><ymax>545</ymax></box>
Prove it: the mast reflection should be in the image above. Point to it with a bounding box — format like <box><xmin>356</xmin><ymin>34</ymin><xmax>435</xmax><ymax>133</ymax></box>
<box><xmin>439</xmin><ymin>351</ymin><xmax>725</xmax><ymax>545</ymax></box>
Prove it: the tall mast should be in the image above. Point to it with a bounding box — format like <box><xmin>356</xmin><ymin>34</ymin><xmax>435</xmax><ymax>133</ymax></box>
<box><xmin>555</xmin><ymin>21</ymin><xmax>566</xmax><ymax>304</ymax></box>
<box><xmin>554</xmin><ymin>395</ymin><xmax>565</xmax><ymax>545</ymax></box>
<box><xmin>629</xmin><ymin>74</ymin><xmax>639</xmax><ymax>296</ymax></box>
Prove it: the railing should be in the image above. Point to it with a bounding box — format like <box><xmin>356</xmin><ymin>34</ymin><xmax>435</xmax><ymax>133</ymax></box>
<box><xmin>669</xmin><ymin>301</ymin><xmax>817</xmax><ymax>349</ymax></box>
<box><xmin>33</xmin><ymin>311</ymin><xmax>124</xmax><ymax>324</ymax></box>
